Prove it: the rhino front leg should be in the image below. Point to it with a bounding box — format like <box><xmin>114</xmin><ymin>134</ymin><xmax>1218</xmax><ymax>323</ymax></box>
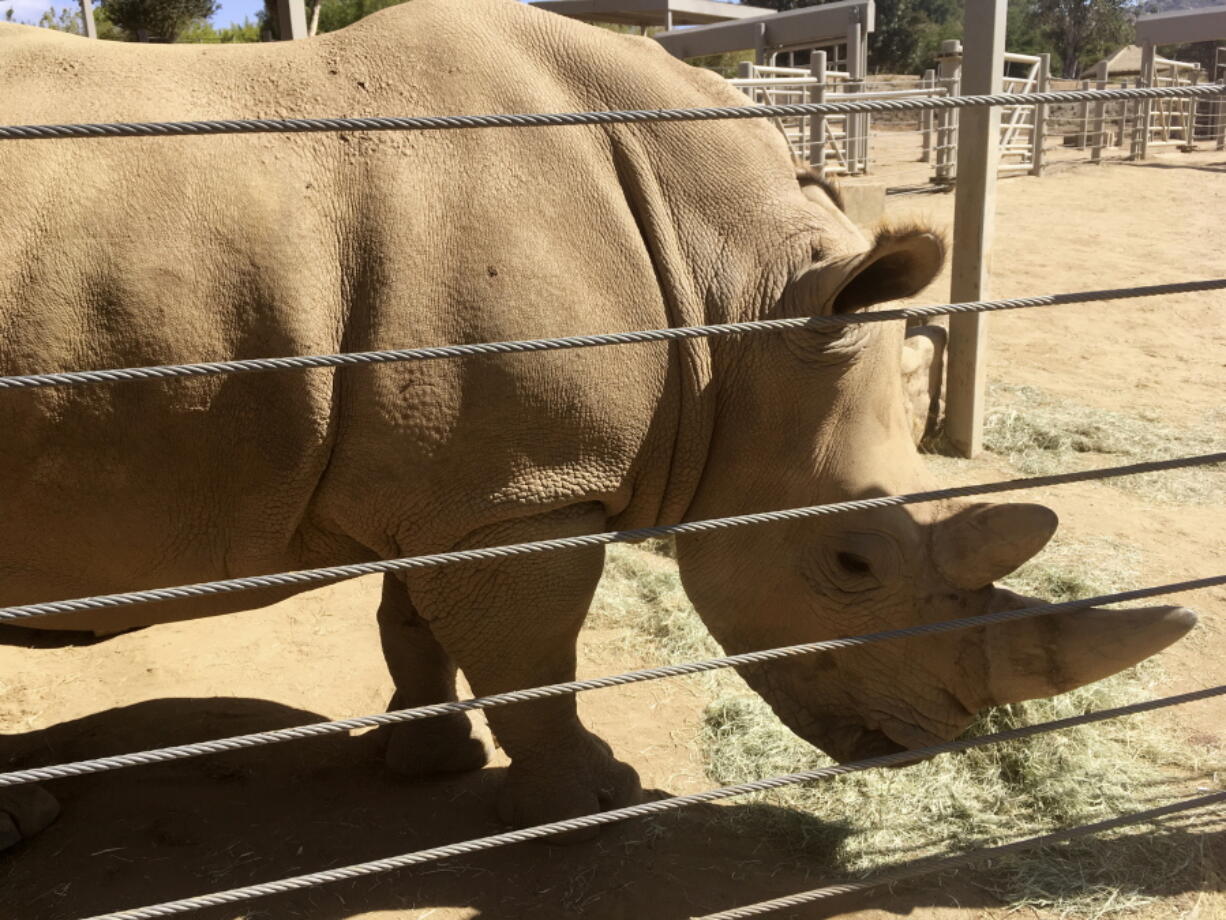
<box><xmin>412</xmin><ymin>504</ymin><xmax>641</xmax><ymax>834</ymax></box>
<box><xmin>376</xmin><ymin>573</ymin><xmax>494</xmax><ymax>777</ymax></box>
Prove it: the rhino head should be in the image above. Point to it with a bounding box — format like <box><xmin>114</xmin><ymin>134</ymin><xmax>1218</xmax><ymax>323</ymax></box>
<box><xmin>672</xmin><ymin>213</ymin><xmax>1195</xmax><ymax>763</ymax></box>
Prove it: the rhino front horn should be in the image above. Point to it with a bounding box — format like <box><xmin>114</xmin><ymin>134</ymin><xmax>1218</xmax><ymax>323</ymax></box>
<box><xmin>985</xmin><ymin>588</ymin><xmax>1198</xmax><ymax>705</ymax></box>
<box><xmin>934</xmin><ymin>502</ymin><xmax>1058</xmax><ymax>590</ymax></box>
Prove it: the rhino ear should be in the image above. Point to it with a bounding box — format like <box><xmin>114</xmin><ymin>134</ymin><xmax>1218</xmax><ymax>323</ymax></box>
<box><xmin>829</xmin><ymin>226</ymin><xmax>945</xmax><ymax>314</ymax></box>
<box><xmin>934</xmin><ymin>502</ymin><xmax>1059</xmax><ymax>590</ymax></box>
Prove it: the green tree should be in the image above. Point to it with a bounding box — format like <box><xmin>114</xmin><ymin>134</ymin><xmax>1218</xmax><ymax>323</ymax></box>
<box><xmin>179</xmin><ymin>16</ymin><xmax>259</xmax><ymax>41</ymax></box>
<box><xmin>1027</xmin><ymin>0</ymin><xmax>1132</xmax><ymax>77</ymax></box>
<box><xmin>259</xmin><ymin>0</ymin><xmax>407</xmax><ymax>38</ymax></box>
<box><xmin>102</xmin><ymin>0</ymin><xmax>218</xmax><ymax>41</ymax></box>
<box><xmin>751</xmin><ymin>0</ymin><xmax>966</xmax><ymax>74</ymax></box>
<box><xmin>32</xmin><ymin>2</ymin><xmax>125</xmax><ymax>38</ymax></box>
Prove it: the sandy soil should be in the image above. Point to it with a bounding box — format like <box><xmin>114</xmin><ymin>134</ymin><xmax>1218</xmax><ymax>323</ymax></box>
<box><xmin>1</xmin><ymin>144</ymin><xmax>1223</xmax><ymax>920</ymax></box>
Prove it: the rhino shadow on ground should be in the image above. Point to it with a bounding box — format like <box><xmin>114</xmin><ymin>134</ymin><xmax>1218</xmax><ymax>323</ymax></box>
<box><xmin>1</xmin><ymin>697</ymin><xmax>1220</xmax><ymax>920</ymax></box>
<box><xmin>0</xmin><ymin>625</ymin><xmax>144</xmax><ymax>649</ymax></box>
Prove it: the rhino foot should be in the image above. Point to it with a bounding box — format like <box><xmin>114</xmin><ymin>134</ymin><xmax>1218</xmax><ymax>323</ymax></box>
<box><xmin>381</xmin><ymin>694</ymin><xmax>493</xmax><ymax>778</ymax></box>
<box><xmin>0</xmin><ymin>785</ymin><xmax>60</xmax><ymax>852</ymax></box>
<box><xmin>497</xmin><ymin>730</ymin><xmax>641</xmax><ymax>843</ymax></box>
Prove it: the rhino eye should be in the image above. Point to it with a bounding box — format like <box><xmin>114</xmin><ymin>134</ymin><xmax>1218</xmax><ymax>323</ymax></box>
<box><xmin>836</xmin><ymin>552</ymin><xmax>873</xmax><ymax>577</ymax></box>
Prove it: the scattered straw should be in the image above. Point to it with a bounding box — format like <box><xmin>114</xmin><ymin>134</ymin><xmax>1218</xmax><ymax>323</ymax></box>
<box><xmin>588</xmin><ymin>534</ymin><xmax>1223</xmax><ymax>916</ymax></box>
<box><xmin>982</xmin><ymin>384</ymin><xmax>1225</xmax><ymax>505</ymax></box>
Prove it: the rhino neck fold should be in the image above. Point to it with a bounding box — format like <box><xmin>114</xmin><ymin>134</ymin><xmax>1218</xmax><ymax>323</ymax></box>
<box><xmin>604</xmin><ymin>130</ymin><xmax>719</xmax><ymax>530</ymax></box>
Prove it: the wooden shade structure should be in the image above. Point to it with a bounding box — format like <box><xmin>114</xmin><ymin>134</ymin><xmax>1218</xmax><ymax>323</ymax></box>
<box><xmin>530</xmin><ymin>0</ymin><xmax>773</xmax><ymax>31</ymax></box>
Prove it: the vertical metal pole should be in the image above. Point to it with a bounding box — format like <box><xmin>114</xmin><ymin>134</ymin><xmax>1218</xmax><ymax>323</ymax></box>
<box><xmin>1217</xmin><ymin>48</ymin><xmax>1226</xmax><ymax>151</ymax></box>
<box><xmin>845</xmin><ymin>16</ymin><xmax>866</xmax><ymax>175</ymax></box>
<box><xmin>1078</xmin><ymin>79</ymin><xmax>1090</xmax><ymax>148</ymax></box>
<box><xmin>1030</xmin><ymin>53</ymin><xmax>1049</xmax><ymax>176</ymax></box>
<box><xmin>934</xmin><ymin>40</ymin><xmax>962</xmax><ymax>185</ymax></box>
<box><xmin>921</xmin><ymin>68</ymin><xmax>935</xmax><ymax>163</ymax></box>
<box><xmin>753</xmin><ymin>21</ymin><xmax>766</xmax><ymax>66</ymax></box>
<box><xmin>1117</xmin><ymin>79</ymin><xmax>1128</xmax><ymax>148</ymax></box>
<box><xmin>946</xmin><ymin>0</ymin><xmax>1005</xmax><ymax>459</ymax></box>
<box><xmin>1181</xmin><ymin>69</ymin><xmax>1198</xmax><ymax>150</ymax></box>
<box><xmin>1134</xmin><ymin>42</ymin><xmax>1156</xmax><ymax>160</ymax></box>
<box><xmin>810</xmin><ymin>50</ymin><xmax>828</xmax><ymax>176</ymax></box>
<box><xmin>664</xmin><ymin>8</ymin><xmax>673</xmax><ymax>31</ymax></box>
<box><xmin>1091</xmin><ymin>61</ymin><xmax>1108</xmax><ymax>162</ymax></box>
<box><xmin>276</xmin><ymin>0</ymin><xmax>308</xmax><ymax>39</ymax></box>
<box><xmin>79</xmin><ymin>0</ymin><xmax>97</xmax><ymax>38</ymax></box>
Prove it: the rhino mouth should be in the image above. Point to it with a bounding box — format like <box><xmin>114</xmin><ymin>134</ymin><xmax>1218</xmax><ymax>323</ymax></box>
<box><xmin>835</xmin><ymin>727</ymin><xmax>910</xmax><ymax>762</ymax></box>
<box><xmin>739</xmin><ymin>661</ymin><xmax>953</xmax><ymax>765</ymax></box>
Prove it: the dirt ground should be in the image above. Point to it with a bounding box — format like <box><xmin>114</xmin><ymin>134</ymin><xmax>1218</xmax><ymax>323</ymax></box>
<box><xmin>1</xmin><ymin>142</ymin><xmax>1222</xmax><ymax>920</ymax></box>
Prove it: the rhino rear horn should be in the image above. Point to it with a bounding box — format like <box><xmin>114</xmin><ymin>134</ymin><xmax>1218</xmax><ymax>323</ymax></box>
<box><xmin>934</xmin><ymin>502</ymin><xmax>1058</xmax><ymax>590</ymax></box>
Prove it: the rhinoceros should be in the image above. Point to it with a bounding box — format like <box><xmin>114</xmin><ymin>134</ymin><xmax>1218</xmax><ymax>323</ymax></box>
<box><xmin>0</xmin><ymin>0</ymin><xmax>1195</xmax><ymax>851</ymax></box>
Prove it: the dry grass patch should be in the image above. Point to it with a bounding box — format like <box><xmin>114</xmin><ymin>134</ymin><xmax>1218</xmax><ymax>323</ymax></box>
<box><xmin>981</xmin><ymin>384</ymin><xmax>1225</xmax><ymax>504</ymax></box>
<box><xmin>589</xmin><ymin>539</ymin><xmax>1223</xmax><ymax>916</ymax></box>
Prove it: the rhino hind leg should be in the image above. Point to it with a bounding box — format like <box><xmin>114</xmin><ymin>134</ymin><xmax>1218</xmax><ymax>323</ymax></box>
<box><xmin>376</xmin><ymin>575</ymin><xmax>494</xmax><ymax>777</ymax></box>
<box><xmin>412</xmin><ymin>505</ymin><xmax>642</xmax><ymax>839</ymax></box>
<box><xmin>0</xmin><ymin>785</ymin><xmax>60</xmax><ymax>852</ymax></box>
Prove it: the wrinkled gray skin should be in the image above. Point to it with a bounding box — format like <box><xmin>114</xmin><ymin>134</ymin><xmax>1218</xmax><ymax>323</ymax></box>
<box><xmin>0</xmin><ymin>0</ymin><xmax>1195</xmax><ymax>850</ymax></box>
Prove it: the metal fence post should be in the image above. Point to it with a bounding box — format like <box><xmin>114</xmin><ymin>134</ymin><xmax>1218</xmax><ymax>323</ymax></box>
<box><xmin>1091</xmin><ymin>61</ymin><xmax>1109</xmax><ymax>162</ymax></box>
<box><xmin>1217</xmin><ymin>47</ymin><xmax>1226</xmax><ymax>151</ymax></box>
<box><xmin>1078</xmin><ymin>79</ymin><xmax>1091</xmax><ymax>148</ymax></box>
<box><xmin>934</xmin><ymin>39</ymin><xmax>962</xmax><ymax>185</ymax></box>
<box><xmin>845</xmin><ymin>14</ymin><xmax>867</xmax><ymax>174</ymax></box>
<box><xmin>1180</xmin><ymin>69</ymin><xmax>1199</xmax><ymax>151</ymax></box>
<box><xmin>945</xmin><ymin>0</ymin><xmax>1005</xmax><ymax>459</ymax></box>
<box><xmin>809</xmin><ymin>50</ymin><xmax>828</xmax><ymax>177</ymax></box>
<box><xmin>1133</xmin><ymin>42</ymin><xmax>1156</xmax><ymax>160</ymax></box>
<box><xmin>921</xmin><ymin>68</ymin><xmax>935</xmax><ymax>162</ymax></box>
<box><xmin>1030</xmin><ymin>53</ymin><xmax>1049</xmax><ymax>176</ymax></box>
<box><xmin>276</xmin><ymin>0</ymin><xmax>307</xmax><ymax>39</ymax></box>
<box><xmin>79</xmin><ymin>0</ymin><xmax>97</xmax><ymax>38</ymax></box>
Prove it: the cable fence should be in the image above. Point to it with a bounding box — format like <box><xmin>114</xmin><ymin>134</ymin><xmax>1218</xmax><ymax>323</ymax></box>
<box><xmin>0</xmin><ymin>84</ymin><xmax>1221</xmax><ymax>142</ymax></box>
<box><xmin>2</xmin><ymin>74</ymin><xmax>1223</xmax><ymax>920</ymax></box>
<box><xmin>4</xmin><ymin>573</ymin><xmax>1222</xmax><ymax>789</ymax></box>
<box><xmin>1</xmin><ymin>278</ymin><xmax>1218</xmax><ymax>391</ymax></box>
<box><xmin>3</xmin><ymin>452</ymin><xmax>1222</xmax><ymax>624</ymax></box>
<box><xmin>68</xmin><ymin>686</ymin><xmax>1226</xmax><ymax>920</ymax></box>
<box><xmin>693</xmin><ymin>791</ymin><xmax>1226</xmax><ymax>920</ymax></box>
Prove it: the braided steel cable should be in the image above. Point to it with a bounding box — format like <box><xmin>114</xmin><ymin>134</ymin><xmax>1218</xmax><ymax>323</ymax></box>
<box><xmin>694</xmin><ymin>791</ymin><xmax>1226</xmax><ymax>919</ymax></box>
<box><xmin>0</xmin><ymin>84</ymin><xmax>1221</xmax><ymax>143</ymax></box>
<box><xmin>2</xmin><ymin>278</ymin><xmax>1220</xmax><ymax>391</ymax></box>
<box><xmin>4</xmin><ymin>573</ymin><xmax>1219</xmax><ymax>789</ymax></box>
<box><xmin>74</xmin><ymin>685</ymin><xmax>1226</xmax><ymax>920</ymax></box>
<box><xmin>2</xmin><ymin>452</ymin><xmax>1222</xmax><ymax>624</ymax></box>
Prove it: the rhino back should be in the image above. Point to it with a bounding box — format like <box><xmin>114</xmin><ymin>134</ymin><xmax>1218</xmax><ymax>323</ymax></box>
<box><xmin>0</xmin><ymin>0</ymin><xmax>806</xmax><ymax>629</ymax></box>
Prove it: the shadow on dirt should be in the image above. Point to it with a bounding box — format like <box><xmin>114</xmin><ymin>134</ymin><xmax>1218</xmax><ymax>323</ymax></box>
<box><xmin>1122</xmin><ymin>159</ymin><xmax>1226</xmax><ymax>173</ymax></box>
<box><xmin>1</xmin><ymin>697</ymin><xmax>1220</xmax><ymax>920</ymax></box>
<box><xmin>0</xmin><ymin>625</ymin><xmax>141</xmax><ymax>649</ymax></box>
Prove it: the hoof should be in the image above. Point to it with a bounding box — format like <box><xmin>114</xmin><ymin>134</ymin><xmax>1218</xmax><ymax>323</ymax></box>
<box><xmin>497</xmin><ymin>734</ymin><xmax>641</xmax><ymax>843</ymax></box>
<box><xmin>0</xmin><ymin>785</ymin><xmax>60</xmax><ymax>852</ymax></box>
<box><xmin>380</xmin><ymin>697</ymin><xmax>493</xmax><ymax>779</ymax></box>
